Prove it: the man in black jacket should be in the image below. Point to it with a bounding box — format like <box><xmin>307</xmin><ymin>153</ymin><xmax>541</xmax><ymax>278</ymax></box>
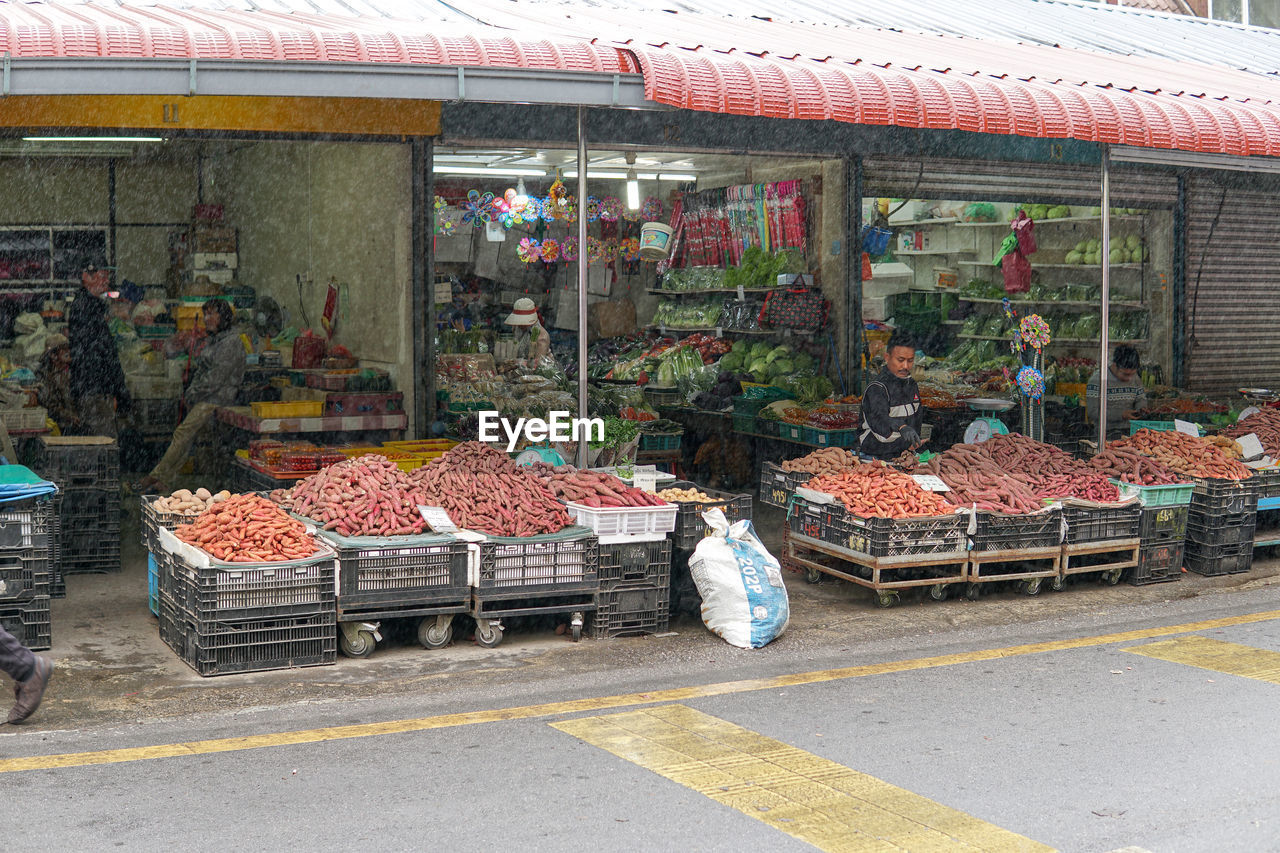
<box><xmin>67</xmin><ymin>262</ymin><xmax>129</xmax><ymax>437</ymax></box>
<box><xmin>859</xmin><ymin>332</ymin><xmax>924</xmax><ymax>461</ymax></box>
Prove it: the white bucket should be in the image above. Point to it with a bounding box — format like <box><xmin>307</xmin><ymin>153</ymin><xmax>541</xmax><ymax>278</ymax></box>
<box><xmin>638</xmin><ymin>222</ymin><xmax>675</xmax><ymax>261</ymax></box>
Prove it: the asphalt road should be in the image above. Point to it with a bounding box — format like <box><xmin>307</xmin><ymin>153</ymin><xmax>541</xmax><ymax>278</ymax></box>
<box><xmin>6</xmin><ymin>579</ymin><xmax>1280</xmax><ymax>851</ymax></box>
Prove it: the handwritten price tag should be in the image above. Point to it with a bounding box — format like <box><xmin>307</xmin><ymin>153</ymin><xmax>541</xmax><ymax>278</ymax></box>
<box><xmin>911</xmin><ymin>474</ymin><xmax>951</xmax><ymax>492</ymax></box>
<box><xmin>418</xmin><ymin>505</ymin><xmax>458</xmax><ymax>532</ymax></box>
<box><xmin>1174</xmin><ymin>419</ymin><xmax>1199</xmax><ymax>437</ymax></box>
<box><xmin>633</xmin><ymin>469</ymin><xmax>658</xmax><ymax>494</ymax></box>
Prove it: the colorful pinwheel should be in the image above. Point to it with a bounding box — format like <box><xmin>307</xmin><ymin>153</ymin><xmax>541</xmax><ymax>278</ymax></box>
<box><xmin>462</xmin><ymin>189</ymin><xmax>496</xmax><ymax>228</ymax></box>
<box><xmin>517</xmin><ymin>238</ymin><xmax>541</xmax><ymax>264</ymax></box>
<box><xmin>599</xmin><ymin>196</ymin><xmax>624</xmax><ymax>223</ymax></box>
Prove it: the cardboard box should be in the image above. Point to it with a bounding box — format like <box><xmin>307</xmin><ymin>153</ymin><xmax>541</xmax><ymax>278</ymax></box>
<box><xmin>589</xmin><ymin>300</ymin><xmax>637</xmax><ymax>340</ymax></box>
<box><xmin>192</xmin><ymin>226</ymin><xmax>237</xmax><ymax>253</ymax></box>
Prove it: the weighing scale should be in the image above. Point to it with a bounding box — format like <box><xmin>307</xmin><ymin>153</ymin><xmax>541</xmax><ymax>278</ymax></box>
<box><xmin>1239</xmin><ymin>388</ymin><xmax>1278</xmax><ymax>422</ymax></box>
<box><xmin>963</xmin><ymin>398</ymin><xmax>1015</xmax><ymax>444</ymax></box>
<box><xmin>514</xmin><ymin>444</ymin><xmax>566</xmax><ymax>466</ymax></box>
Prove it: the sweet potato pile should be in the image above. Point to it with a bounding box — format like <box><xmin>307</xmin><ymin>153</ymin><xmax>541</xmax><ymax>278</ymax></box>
<box><xmin>1221</xmin><ymin>408</ymin><xmax>1280</xmax><ymax>458</ymax></box>
<box><xmin>175</xmin><ymin>494</ymin><xmax>319</xmax><ymax>563</ymax></box>
<box><xmin>806</xmin><ymin>464</ymin><xmax>955</xmax><ymax>519</ymax></box>
<box><xmin>288</xmin><ymin>455</ymin><xmax>429</xmax><ymax>536</ymax></box>
<box><xmin>528</xmin><ymin>466</ymin><xmax>668</xmax><ymax>508</ymax></box>
<box><xmin>779</xmin><ymin>448</ymin><xmax>857</xmax><ymax>477</ymax></box>
<box><xmin>922</xmin><ymin>445</ymin><xmax>1046</xmax><ymax>514</ymax></box>
<box><xmin>410</xmin><ymin>442</ymin><xmax>572</xmax><ymax>537</ymax></box>
<box><xmin>1106</xmin><ymin>429</ymin><xmax>1251</xmax><ymax>481</ymax></box>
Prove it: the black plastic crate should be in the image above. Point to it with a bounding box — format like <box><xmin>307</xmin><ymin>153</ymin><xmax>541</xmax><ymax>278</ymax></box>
<box><xmin>1185</xmin><ymin>540</ymin><xmax>1253</xmax><ymax>576</ymax></box>
<box><xmin>59</xmin><ymin>486</ymin><xmax>121</xmax><ymax>524</ymax></box>
<box><xmin>1130</xmin><ymin>541</ymin><xmax>1184</xmax><ymax>586</ymax></box>
<box><xmin>0</xmin><ymin>595</ymin><xmax>50</xmax><ymax>650</ymax></box>
<box><xmin>171</xmin><ymin>610</ymin><xmax>337</xmax><ymax>677</ymax></box>
<box><xmin>0</xmin><ymin>495</ymin><xmax>54</xmax><ymax>553</ymax></box>
<box><xmin>0</xmin><ymin>550</ymin><xmax>50</xmax><ymax>602</ymax></box>
<box><xmin>478</xmin><ymin>534</ymin><xmax>599</xmax><ymax>593</ymax></box>
<box><xmin>33</xmin><ymin>439</ymin><xmax>120</xmax><ymax>488</ymax></box>
<box><xmin>1190</xmin><ymin>477</ymin><xmax>1257</xmax><ymax>515</ymax></box>
<box><xmin>157</xmin><ymin>589</ymin><xmax>183</xmax><ymax>649</ymax></box>
<box><xmin>971</xmin><ymin>509</ymin><xmax>1062</xmax><ymax>552</ymax></box>
<box><xmin>61</xmin><ymin>530</ymin><xmax>121</xmax><ymax>574</ymax></box>
<box><xmin>49</xmin><ymin>495</ymin><xmax>63</xmax><ymax>598</ymax></box>
<box><xmin>1139</xmin><ymin>505</ymin><xmax>1189</xmax><ymax>545</ymax></box>
<box><xmin>169</xmin><ymin>551</ymin><xmax>337</xmax><ymax>622</ymax></box>
<box><xmin>1252</xmin><ymin>468</ymin><xmax>1280</xmax><ymax>502</ymax></box>
<box><xmin>592</xmin><ymin>584</ymin><xmax>669</xmax><ymax>638</ymax></box>
<box><xmin>598</xmin><ymin>538</ymin><xmax>671</xmax><ymax>589</ymax></box>
<box><xmin>141</xmin><ymin>496</ymin><xmax>202</xmax><ymax>555</ymax></box>
<box><xmin>758</xmin><ymin>462</ymin><xmax>811</xmax><ymax>509</ymax></box>
<box><xmin>1186</xmin><ymin>511</ymin><xmax>1257</xmax><ymax>548</ymax></box>
<box><xmin>1063</xmin><ymin>503</ymin><xmax>1141</xmax><ymax>545</ymax></box>
<box><xmin>820</xmin><ymin>503</ymin><xmax>968</xmax><ymax>558</ymax></box>
<box><xmin>665</xmin><ymin>481</ymin><xmax>753</xmax><ymax>549</ymax></box>
<box><xmin>331</xmin><ymin>538</ymin><xmax>469</xmax><ymax>612</ymax></box>
<box><xmin>787</xmin><ymin>498</ymin><xmax>825</xmax><ymax>541</ymax></box>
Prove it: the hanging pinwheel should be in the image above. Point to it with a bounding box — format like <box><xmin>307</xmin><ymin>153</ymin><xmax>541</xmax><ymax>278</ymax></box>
<box><xmin>517</xmin><ymin>238</ymin><xmax>541</xmax><ymax>264</ymax></box>
<box><xmin>584</xmin><ymin>196</ymin><xmax>602</xmax><ymax>223</ymax></box>
<box><xmin>641</xmin><ymin>197</ymin><xmax>664</xmax><ymax>222</ymax></box>
<box><xmin>461</xmin><ymin>189</ymin><xmax>496</xmax><ymax>228</ymax></box>
<box><xmin>599</xmin><ymin>197</ymin><xmax>624</xmax><ymax>223</ymax></box>
<box><xmin>620</xmin><ymin>237</ymin><xmax>641</xmax><ymax>261</ymax></box>
<box><xmin>561</xmin><ymin>236</ymin><xmax>580</xmax><ymax>261</ymax></box>
<box><xmin>540</xmin><ymin>239</ymin><xmax>561</xmax><ymax>263</ymax></box>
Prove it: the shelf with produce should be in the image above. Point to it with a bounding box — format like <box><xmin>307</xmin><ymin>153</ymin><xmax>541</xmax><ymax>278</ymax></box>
<box><xmin>644</xmin><ymin>325</ymin><xmax>814</xmax><ymax>338</ymax></box>
<box><xmin>958</xmin><ymin>297</ymin><xmax>1147</xmax><ymax>310</ymax></box>
<box><xmin>886</xmin><ymin>217</ymin><xmax>959</xmax><ymax>228</ymax></box>
<box><xmin>956</xmin><ymin>334</ymin><xmax>1147</xmax><ymax>345</ymax></box>
<box><xmin>647</xmin><ymin>288</ymin><xmax>777</xmax><ymax>296</ymax></box>
<box><xmin>955</xmin><ymin>260</ymin><xmax>1146</xmax><ymax>270</ymax></box>
<box><xmin>954</xmin><ymin>214</ymin><xmax>1144</xmax><ymax>228</ymax></box>
<box><xmin>895</xmin><ymin>249</ymin><xmax>976</xmax><ymax>256</ymax></box>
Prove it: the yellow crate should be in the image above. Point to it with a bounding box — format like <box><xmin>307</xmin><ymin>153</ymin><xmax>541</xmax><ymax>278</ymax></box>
<box><xmin>382</xmin><ymin>439</ymin><xmax>459</xmax><ymax>453</ymax></box>
<box><xmin>339</xmin><ymin>446</ymin><xmax>426</xmax><ymax>472</ymax></box>
<box><xmin>338</xmin><ymin>446</ymin><xmax>382</xmax><ymax>458</ymax></box>
<box><xmin>250</xmin><ymin>400</ymin><xmax>324</xmax><ymax>419</ymax></box>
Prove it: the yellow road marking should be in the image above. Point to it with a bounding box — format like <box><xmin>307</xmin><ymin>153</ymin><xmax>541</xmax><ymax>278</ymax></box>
<box><xmin>552</xmin><ymin>705</ymin><xmax>1053</xmax><ymax>853</ymax></box>
<box><xmin>3</xmin><ymin>608</ymin><xmax>1279</xmax><ymax>775</ymax></box>
<box><xmin>1126</xmin><ymin>634</ymin><xmax>1280</xmax><ymax>684</ymax></box>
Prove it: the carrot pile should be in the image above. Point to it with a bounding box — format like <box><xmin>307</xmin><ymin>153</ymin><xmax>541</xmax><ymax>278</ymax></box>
<box><xmin>410</xmin><ymin>442</ymin><xmax>572</xmax><ymax>537</ymax></box>
<box><xmin>806</xmin><ymin>464</ymin><xmax>955</xmax><ymax>519</ymax></box>
<box><xmin>175</xmin><ymin>494</ymin><xmax>319</xmax><ymax>563</ymax></box>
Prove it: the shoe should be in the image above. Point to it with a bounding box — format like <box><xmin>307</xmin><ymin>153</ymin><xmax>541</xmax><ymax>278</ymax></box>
<box><xmin>8</xmin><ymin>655</ymin><xmax>52</xmax><ymax>724</ymax></box>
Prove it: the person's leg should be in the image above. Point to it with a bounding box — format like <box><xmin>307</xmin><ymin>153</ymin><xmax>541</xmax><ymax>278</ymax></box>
<box><xmin>0</xmin><ymin>624</ymin><xmax>35</xmax><ymax>683</ymax></box>
<box><xmin>148</xmin><ymin>402</ymin><xmax>218</xmax><ymax>487</ymax></box>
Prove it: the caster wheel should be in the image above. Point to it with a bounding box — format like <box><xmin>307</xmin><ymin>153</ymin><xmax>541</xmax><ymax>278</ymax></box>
<box><xmin>964</xmin><ymin>583</ymin><xmax>981</xmax><ymax>601</ymax></box>
<box><xmin>572</xmin><ymin>624</ymin><xmax>583</xmax><ymax>642</ymax></box>
<box><xmin>876</xmin><ymin>591</ymin><xmax>900</xmax><ymax>608</ymax></box>
<box><xmin>1051</xmin><ymin>576</ymin><xmax>1064</xmax><ymax>592</ymax></box>
<box><xmin>418</xmin><ymin>615</ymin><xmax>454</xmax><ymax>650</ymax></box>
<box><xmin>475</xmin><ymin>621</ymin><xmax>504</xmax><ymax>649</ymax></box>
<box><xmin>1103</xmin><ymin>569</ymin><xmax>1123</xmax><ymax>586</ymax></box>
<box><xmin>339</xmin><ymin>629</ymin><xmax>376</xmax><ymax>658</ymax></box>
<box><xmin>805</xmin><ymin>567</ymin><xmax>822</xmax><ymax>584</ymax></box>
<box><xmin>1022</xmin><ymin>578</ymin><xmax>1042</xmax><ymax>596</ymax></box>
<box><xmin>928</xmin><ymin>583</ymin><xmax>949</xmax><ymax>602</ymax></box>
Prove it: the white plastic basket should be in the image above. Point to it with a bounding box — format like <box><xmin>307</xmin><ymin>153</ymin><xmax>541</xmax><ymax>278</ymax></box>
<box><xmin>564</xmin><ymin>501</ymin><xmax>678</xmax><ymax>537</ymax></box>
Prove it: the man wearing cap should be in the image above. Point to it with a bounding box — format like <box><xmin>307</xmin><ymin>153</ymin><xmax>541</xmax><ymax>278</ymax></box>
<box><xmin>504</xmin><ymin>297</ymin><xmax>552</xmax><ymax>366</ymax></box>
<box><xmin>67</xmin><ymin>261</ymin><xmax>130</xmax><ymax>437</ymax></box>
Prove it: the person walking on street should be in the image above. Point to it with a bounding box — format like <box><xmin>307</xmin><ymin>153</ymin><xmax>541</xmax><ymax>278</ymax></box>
<box><xmin>1</xmin><ymin>626</ymin><xmax>52</xmax><ymax>724</ymax></box>
<box><xmin>68</xmin><ymin>261</ymin><xmax>130</xmax><ymax>438</ymax></box>
<box><xmin>137</xmin><ymin>299</ymin><xmax>246</xmax><ymax>493</ymax></box>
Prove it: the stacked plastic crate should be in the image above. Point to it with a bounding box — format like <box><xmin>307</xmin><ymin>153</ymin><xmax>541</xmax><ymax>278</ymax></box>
<box><xmin>1185</xmin><ymin>478</ymin><xmax>1257</xmax><ymax>577</ymax></box>
<box><xmin>155</xmin><ymin>530</ymin><xmax>337</xmax><ymax>676</ymax></box>
<box><xmin>0</xmin><ymin>496</ymin><xmax>55</xmax><ymax>650</ymax></box>
<box><xmin>664</xmin><ymin>482</ymin><xmax>753</xmax><ymax>627</ymax></box>
<box><xmin>33</xmin><ymin>437</ymin><xmax>121</xmax><ymax>574</ymax></box>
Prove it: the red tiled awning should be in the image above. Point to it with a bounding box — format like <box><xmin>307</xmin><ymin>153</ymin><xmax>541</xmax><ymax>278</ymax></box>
<box><xmin>4</xmin><ymin>1</ymin><xmax>1280</xmax><ymax>158</ymax></box>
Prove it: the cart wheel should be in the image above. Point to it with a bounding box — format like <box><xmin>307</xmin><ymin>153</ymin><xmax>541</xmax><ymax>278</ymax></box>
<box><xmin>475</xmin><ymin>620</ymin><xmax>504</xmax><ymax>648</ymax></box>
<box><xmin>928</xmin><ymin>583</ymin><xmax>949</xmax><ymax>602</ymax></box>
<box><xmin>339</xmin><ymin>629</ymin><xmax>376</xmax><ymax>658</ymax></box>
<box><xmin>805</xmin><ymin>567</ymin><xmax>822</xmax><ymax>584</ymax></box>
<box><xmin>1051</xmin><ymin>576</ymin><xmax>1065</xmax><ymax>592</ymax></box>
<box><xmin>964</xmin><ymin>583</ymin><xmax>981</xmax><ymax>601</ymax></box>
<box><xmin>417</xmin><ymin>615</ymin><xmax>454</xmax><ymax>650</ymax></box>
<box><xmin>1103</xmin><ymin>569</ymin><xmax>1123</xmax><ymax>586</ymax></box>
<box><xmin>1022</xmin><ymin>578</ymin><xmax>1042</xmax><ymax>596</ymax></box>
<box><xmin>572</xmin><ymin>624</ymin><xmax>583</xmax><ymax>642</ymax></box>
<box><xmin>876</xmin><ymin>590</ymin><xmax>899</xmax><ymax>608</ymax></box>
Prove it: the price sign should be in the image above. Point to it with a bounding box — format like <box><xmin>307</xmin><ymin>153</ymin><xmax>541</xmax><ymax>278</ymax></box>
<box><xmin>633</xmin><ymin>469</ymin><xmax>658</xmax><ymax>494</ymax></box>
<box><xmin>433</xmin><ymin>282</ymin><xmax>453</xmax><ymax>305</ymax></box>
<box><xmin>911</xmin><ymin>474</ymin><xmax>951</xmax><ymax>492</ymax></box>
<box><xmin>418</xmin><ymin>505</ymin><xmax>458</xmax><ymax>533</ymax></box>
<box><xmin>736</xmin><ymin>285</ymin><xmax>746</xmax><ymax>300</ymax></box>
<box><xmin>1237</xmin><ymin>433</ymin><xmax>1266</xmax><ymax>461</ymax></box>
<box><xmin>1174</xmin><ymin>419</ymin><xmax>1200</xmax><ymax>437</ymax></box>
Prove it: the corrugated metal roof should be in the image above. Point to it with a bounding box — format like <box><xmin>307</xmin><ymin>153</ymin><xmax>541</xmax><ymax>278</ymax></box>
<box><xmin>4</xmin><ymin>0</ymin><xmax>1280</xmax><ymax>158</ymax></box>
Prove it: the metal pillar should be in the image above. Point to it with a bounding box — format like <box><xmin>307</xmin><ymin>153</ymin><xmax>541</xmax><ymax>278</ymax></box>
<box><xmin>576</xmin><ymin>107</ymin><xmax>589</xmax><ymax>466</ymax></box>
<box><xmin>412</xmin><ymin>137</ymin><xmax>435</xmax><ymax>437</ymax></box>
<box><xmin>1099</xmin><ymin>144</ymin><xmax>1111</xmax><ymax>449</ymax></box>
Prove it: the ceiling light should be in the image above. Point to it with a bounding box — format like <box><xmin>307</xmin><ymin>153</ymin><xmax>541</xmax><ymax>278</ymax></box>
<box><xmin>651</xmin><ymin>173</ymin><xmax>697</xmax><ymax>182</ymax></box>
<box><xmin>22</xmin><ymin>136</ymin><xmax>165</xmax><ymax>143</ymax></box>
<box><xmin>625</xmin><ymin>152</ymin><xmax>640</xmax><ymax>211</ymax></box>
<box><xmin>514</xmin><ymin>177</ymin><xmax>529</xmax><ymax>208</ymax></box>
<box><xmin>432</xmin><ymin>166</ymin><xmax>548</xmax><ymax>177</ymax></box>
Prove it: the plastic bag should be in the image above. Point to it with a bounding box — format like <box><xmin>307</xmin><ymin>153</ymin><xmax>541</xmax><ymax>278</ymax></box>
<box><xmin>688</xmin><ymin>509</ymin><xmax>789</xmax><ymax>649</ymax></box>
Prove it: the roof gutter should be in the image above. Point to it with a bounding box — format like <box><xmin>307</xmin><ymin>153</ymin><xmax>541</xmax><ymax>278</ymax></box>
<box><xmin>1112</xmin><ymin>144</ymin><xmax>1280</xmax><ymax>174</ymax></box>
<box><xmin>0</xmin><ymin>57</ymin><xmax>658</xmax><ymax>110</ymax></box>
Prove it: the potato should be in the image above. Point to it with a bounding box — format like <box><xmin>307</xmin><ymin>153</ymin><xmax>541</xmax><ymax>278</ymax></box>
<box><xmin>173</xmin><ymin>489</ymin><xmax>193</xmax><ymax>500</ymax></box>
<box><xmin>195</xmin><ymin>487</ymin><xmax>211</xmax><ymax>501</ymax></box>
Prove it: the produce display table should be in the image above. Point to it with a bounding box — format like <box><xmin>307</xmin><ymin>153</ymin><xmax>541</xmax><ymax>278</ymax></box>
<box><xmin>787</xmin><ymin>530</ymin><xmax>968</xmax><ymax>607</ymax></box>
<box><xmin>1059</xmin><ymin>538</ymin><xmax>1140</xmax><ymax>585</ymax></box>
<box><xmin>216</xmin><ymin>405</ymin><xmax>407</xmax><ymax>436</ymax></box>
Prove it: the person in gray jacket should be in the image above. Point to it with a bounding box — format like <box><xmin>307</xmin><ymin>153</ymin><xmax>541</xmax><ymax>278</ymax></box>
<box><xmin>138</xmin><ymin>299</ymin><xmax>245</xmax><ymax>492</ymax></box>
